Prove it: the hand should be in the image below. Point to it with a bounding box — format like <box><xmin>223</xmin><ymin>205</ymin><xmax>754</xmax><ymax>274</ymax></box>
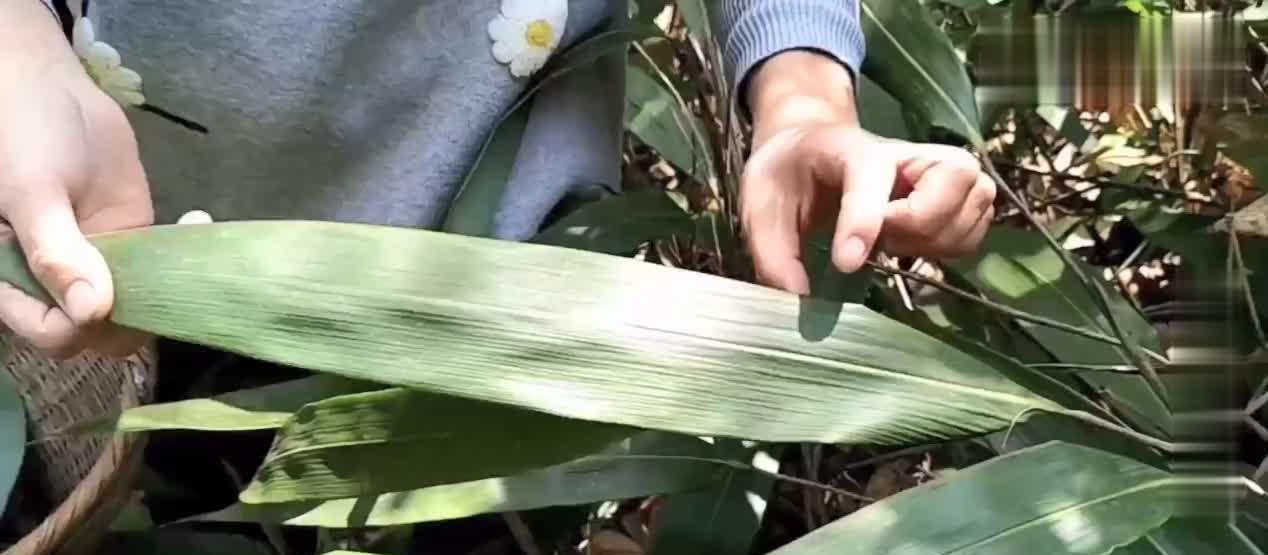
<box><xmin>740</xmin><ymin>51</ymin><xmax>995</xmax><ymax>295</ymax></box>
<box><xmin>0</xmin><ymin>0</ymin><xmax>153</xmax><ymax>358</ymax></box>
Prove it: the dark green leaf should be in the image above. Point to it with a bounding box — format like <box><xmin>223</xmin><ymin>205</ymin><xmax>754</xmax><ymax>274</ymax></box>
<box><xmin>0</xmin><ymin>368</ymin><xmax>24</xmax><ymax>511</ymax></box>
<box><xmin>648</xmin><ymin>441</ymin><xmax>779</xmax><ymax>555</ymax></box>
<box><xmin>442</xmin><ymin>106</ymin><xmax>530</xmax><ymax>238</ymax></box>
<box><xmin>444</xmin><ymin>23</ymin><xmax>665</xmax><ymax>236</ymax></box>
<box><xmin>861</xmin><ymin>0</ymin><xmax>983</xmax><ymax>145</ymax></box>
<box><xmin>531</xmin><ymin>190</ymin><xmax>693</xmax><ymax>255</ymax></box>
<box><xmin>625</xmin><ymin>64</ymin><xmax>711</xmax><ymax>185</ymax></box>
<box><xmin>857</xmin><ymin>74</ymin><xmax>919</xmax><ymax>141</ymax></box>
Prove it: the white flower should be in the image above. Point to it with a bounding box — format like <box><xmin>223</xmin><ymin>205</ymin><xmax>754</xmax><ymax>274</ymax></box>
<box><xmin>73</xmin><ymin>17</ymin><xmax>145</xmax><ymax>107</ymax></box>
<box><xmin>488</xmin><ymin>0</ymin><xmax>568</xmax><ymax>78</ymax></box>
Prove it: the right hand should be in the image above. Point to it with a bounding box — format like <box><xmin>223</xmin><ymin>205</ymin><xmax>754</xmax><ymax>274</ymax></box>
<box><xmin>0</xmin><ymin>55</ymin><xmax>154</xmax><ymax>359</ymax></box>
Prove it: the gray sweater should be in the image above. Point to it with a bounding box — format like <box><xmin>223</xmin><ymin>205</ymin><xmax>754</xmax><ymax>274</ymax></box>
<box><xmin>44</xmin><ymin>0</ymin><xmax>864</xmax><ymax>240</ymax></box>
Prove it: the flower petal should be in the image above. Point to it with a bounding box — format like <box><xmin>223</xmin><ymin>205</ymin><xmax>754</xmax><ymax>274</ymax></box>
<box><xmin>542</xmin><ymin>0</ymin><xmax>568</xmax><ymax>31</ymax></box>
<box><xmin>510</xmin><ymin>50</ymin><xmax>547</xmax><ymax>78</ymax></box>
<box><xmin>72</xmin><ymin>17</ymin><xmax>96</xmax><ymax>53</ymax></box>
<box><xmin>109</xmin><ymin>88</ymin><xmax>146</xmax><ymax>107</ymax></box>
<box><xmin>85</xmin><ymin>42</ymin><xmax>122</xmax><ymax>70</ymax></box>
<box><xmin>101</xmin><ymin>67</ymin><xmax>143</xmax><ymax>91</ymax></box>
<box><xmin>491</xmin><ymin>38</ymin><xmax>520</xmax><ymax>65</ymax></box>
<box><xmin>487</xmin><ymin>15</ymin><xmax>519</xmax><ymax>44</ymax></box>
<box><xmin>500</xmin><ymin>0</ymin><xmax>537</xmax><ymax>21</ymax></box>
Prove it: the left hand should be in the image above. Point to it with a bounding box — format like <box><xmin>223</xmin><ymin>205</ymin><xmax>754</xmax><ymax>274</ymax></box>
<box><xmin>740</xmin><ymin>51</ymin><xmax>996</xmax><ymax>295</ymax></box>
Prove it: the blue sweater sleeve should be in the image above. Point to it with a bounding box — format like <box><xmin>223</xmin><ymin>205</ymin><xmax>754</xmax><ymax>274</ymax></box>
<box><xmin>716</xmin><ymin>0</ymin><xmax>867</xmax><ymax>110</ymax></box>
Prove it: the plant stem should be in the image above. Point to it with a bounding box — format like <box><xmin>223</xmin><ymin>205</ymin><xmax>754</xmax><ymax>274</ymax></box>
<box><xmin>978</xmin><ymin>151</ymin><xmax>1171</xmax><ymax>408</ymax></box>
<box><xmin>502</xmin><ymin>513</ymin><xmax>543</xmax><ymax>555</ymax></box>
<box><xmin>864</xmin><ymin>261</ymin><xmax>1143</xmax><ymax>353</ymax></box>
<box><xmin>584</xmin><ymin>454</ymin><xmax>873</xmax><ymax>502</ymax></box>
<box><xmin>994</xmin><ymin>160</ymin><xmax>1224</xmax><ymax>209</ymax></box>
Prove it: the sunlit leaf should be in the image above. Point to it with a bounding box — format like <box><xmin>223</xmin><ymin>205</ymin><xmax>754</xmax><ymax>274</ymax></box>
<box><xmin>770</xmin><ymin>441</ymin><xmax>1249</xmax><ymax>555</ymax></box>
<box><xmin>195</xmin><ymin>432</ymin><xmax>728</xmax><ymax>528</ymax></box>
<box><xmin>0</xmin><ymin>222</ymin><xmax>1098</xmax><ymax>446</ymax></box>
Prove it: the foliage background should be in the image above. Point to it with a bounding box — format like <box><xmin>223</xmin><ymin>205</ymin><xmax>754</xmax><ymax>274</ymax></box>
<box><xmin>2</xmin><ymin>0</ymin><xmax>1268</xmax><ymax>554</ymax></box>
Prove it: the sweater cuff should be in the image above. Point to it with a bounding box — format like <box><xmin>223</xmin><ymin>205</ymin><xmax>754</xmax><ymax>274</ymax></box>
<box><xmin>721</xmin><ymin>0</ymin><xmax>866</xmax><ymax>118</ymax></box>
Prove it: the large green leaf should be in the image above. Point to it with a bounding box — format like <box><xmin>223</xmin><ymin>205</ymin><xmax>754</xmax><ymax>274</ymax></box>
<box><xmin>769</xmin><ymin>441</ymin><xmax>1244</xmax><ymax>555</ymax></box>
<box><xmin>240</xmin><ymin>388</ymin><xmax>633</xmax><ymax>504</ymax></box>
<box><xmin>0</xmin><ymin>369</ymin><xmax>24</xmax><ymax>511</ymax></box>
<box><xmin>952</xmin><ymin>227</ymin><xmax>1171</xmax><ymax>437</ymax></box>
<box><xmin>195</xmin><ymin>432</ymin><xmax>728</xmax><ymax>528</ymax></box>
<box><xmin>0</xmin><ymin>222</ymin><xmax>1093</xmax><ymax>445</ymax></box>
<box><xmin>530</xmin><ymin>189</ymin><xmax>693</xmax><ymax>255</ymax></box>
<box><xmin>861</xmin><ymin>0</ymin><xmax>983</xmax><ymax>146</ymax></box>
<box><xmin>625</xmin><ymin>64</ymin><xmax>712</xmax><ymax>185</ymax></box>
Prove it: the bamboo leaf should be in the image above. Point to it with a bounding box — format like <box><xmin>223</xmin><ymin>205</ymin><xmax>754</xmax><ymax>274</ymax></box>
<box><xmin>952</xmin><ymin>227</ymin><xmax>1171</xmax><ymax>437</ymax></box>
<box><xmin>769</xmin><ymin>441</ymin><xmax>1248</xmax><ymax>555</ymax></box>
<box><xmin>531</xmin><ymin>189</ymin><xmax>693</xmax><ymax>255</ymax></box>
<box><xmin>194</xmin><ymin>432</ymin><xmax>728</xmax><ymax>528</ymax></box>
<box><xmin>625</xmin><ymin>64</ymin><xmax>711</xmax><ymax>185</ymax></box>
<box><xmin>0</xmin><ymin>368</ymin><xmax>24</xmax><ymax>510</ymax></box>
<box><xmin>861</xmin><ymin>0</ymin><xmax>983</xmax><ymax>146</ymax></box>
<box><xmin>648</xmin><ymin>441</ymin><xmax>778</xmax><ymax>555</ymax></box>
<box><xmin>3</xmin><ymin>222</ymin><xmax>1090</xmax><ymax>445</ymax></box>
<box><xmin>442</xmin><ymin>107</ymin><xmax>530</xmax><ymax>237</ymax></box>
<box><xmin>240</xmin><ymin>388</ymin><xmax>634</xmax><ymax>504</ymax></box>
<box><xmin>71</xmin><ymin>375</ymin><xmax>381</xmax><ymax>434</ymax></box>
<box><xmin>857</xmin><ymin>74</ymin><xmax>919</xmax><ymax>142</ymax></box>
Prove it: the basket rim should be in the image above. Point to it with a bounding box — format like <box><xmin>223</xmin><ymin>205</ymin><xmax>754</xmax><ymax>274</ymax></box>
<box><xmin>3</xmin><ymin>351</ymin><xmax>151</xmax><ymax>555</ymax></box>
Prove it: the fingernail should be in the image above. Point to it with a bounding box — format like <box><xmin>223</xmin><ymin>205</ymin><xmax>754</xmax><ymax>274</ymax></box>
<box><xmin>839</xmin><ymin>236</ymin><xmax>868</xmax><ymax>272</ymax></box>
<box><xmin>64</xmin><ymin>280</ymin><xmax>101</xmax><ymax>323</ymax></box>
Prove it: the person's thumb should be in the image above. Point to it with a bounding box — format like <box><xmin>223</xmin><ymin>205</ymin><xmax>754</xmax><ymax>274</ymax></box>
<box><xmin>818</xmin><ymin>135</ymin><xmax>897</xmax><ymax>273</ymax></box>
<box><xmin>7</xmin><ymin>191</ymin><xmax>114</xmax><ymax>325</ymax></box>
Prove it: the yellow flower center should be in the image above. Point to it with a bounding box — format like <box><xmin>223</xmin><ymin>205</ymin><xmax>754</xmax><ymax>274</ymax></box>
<box><xmin>525</xmin><ymin>20</ymin><xmax>555</xmax><ymax>49</ymax></box>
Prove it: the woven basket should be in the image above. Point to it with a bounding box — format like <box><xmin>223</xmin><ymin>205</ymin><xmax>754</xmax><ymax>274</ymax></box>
<box><xmin>1</xmin><ymin>334</ymin><xmax>156</xmax><ymax>555</ymax></box>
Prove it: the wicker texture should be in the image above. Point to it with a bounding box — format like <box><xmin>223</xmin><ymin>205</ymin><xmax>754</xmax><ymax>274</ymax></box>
<box><xmin>1</xmin><ymin>334</ymin><xmax>156</xmax><ymax>555</ymax></box>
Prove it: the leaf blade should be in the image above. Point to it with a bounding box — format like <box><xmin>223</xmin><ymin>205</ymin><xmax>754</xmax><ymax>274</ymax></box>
<box><xmin>10</xmin><ymin>222</ymin><xmax>1073</xmax><ymax>446</ymax></box>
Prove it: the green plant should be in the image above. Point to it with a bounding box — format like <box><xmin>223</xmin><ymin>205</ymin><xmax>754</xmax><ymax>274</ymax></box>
<box><xmin>3</xmin><ymin>0</ymin><xmax>1267</xmax><ymax>553</ymax></box>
